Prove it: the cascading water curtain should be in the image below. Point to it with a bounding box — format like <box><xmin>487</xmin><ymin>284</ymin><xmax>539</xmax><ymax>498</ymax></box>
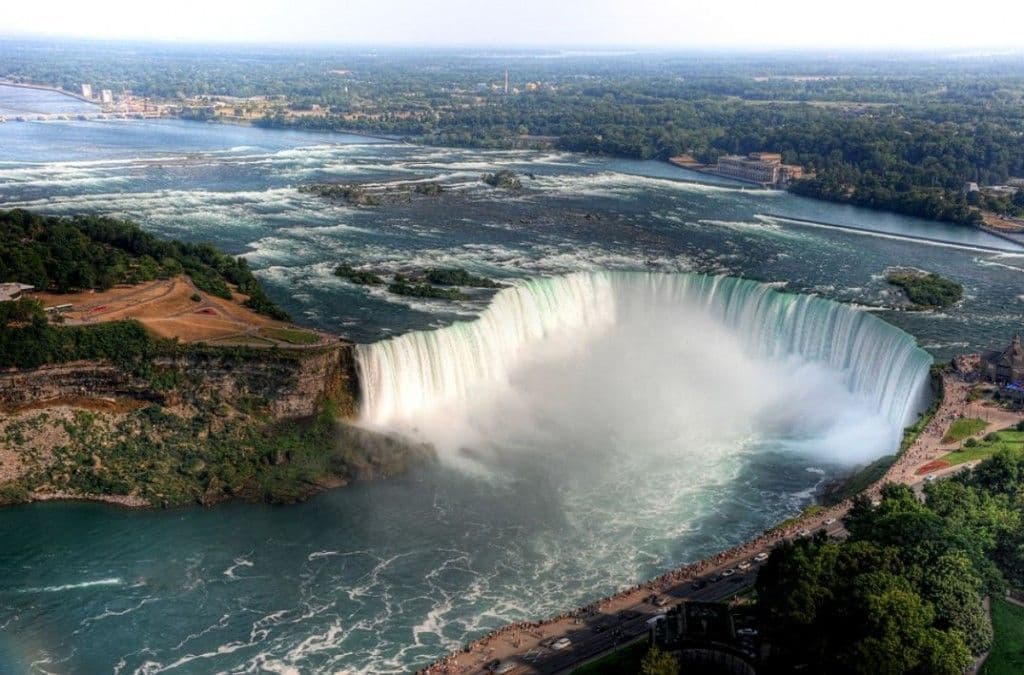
<box><xmin>356</xmin><ymin>272</ymin><xmax>932</xmax><ymax>432</ymax></box>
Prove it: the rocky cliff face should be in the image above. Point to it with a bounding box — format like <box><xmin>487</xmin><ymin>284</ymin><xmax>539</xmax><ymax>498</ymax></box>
<box><xmin>0</xmin><ymin>343</ymin><xmax>361</xmax><ymax>420</ymax></box>
<box><xmin>0</xmin><ymin>342</ymin><xmax>404</xmax><ymax>508</ymax></box>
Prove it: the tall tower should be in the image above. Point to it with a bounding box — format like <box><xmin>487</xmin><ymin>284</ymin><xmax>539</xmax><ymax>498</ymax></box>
<box><xmin>504</xmin><ymin>69</ymin><xmax>509</xmax><ymax>95</ymax></box>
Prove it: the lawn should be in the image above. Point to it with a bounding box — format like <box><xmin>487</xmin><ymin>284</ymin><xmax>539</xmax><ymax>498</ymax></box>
<box><xmin>981</xmin><ymin>597</ymin><xmax>1024</xmax><ymax>675</ymax></box>
<box><xmin>943</xmin><ymin>417</ymin><xmax>987</xmax><ymax>443</ymax></box>
<box><xmin>943</xmin><ymin>428</ymin><xmax>1024</xmax><ymax>466</ymax></box>
<box><xmin>571</xmin><ymin>639</ymin><xmax>648</xmax><ymax>675</ymax></box>
<box><xmin>261</xmin><ymin>327</ymin><xmax>320</xmax><ymax>345</ymax></box>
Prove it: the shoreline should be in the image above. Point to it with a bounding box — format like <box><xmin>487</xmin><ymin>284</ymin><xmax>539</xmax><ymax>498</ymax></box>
<box><xmin>420</xmin><ymin>362</ymin><xmax>1024</xmax><ymax>674</ymax></box>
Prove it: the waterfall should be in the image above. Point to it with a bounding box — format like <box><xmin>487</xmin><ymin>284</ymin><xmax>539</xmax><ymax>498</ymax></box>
<box><xmin>355</xmin><ymin>272</ymin><xmax>932</xmax><ymax>446</ymax></box>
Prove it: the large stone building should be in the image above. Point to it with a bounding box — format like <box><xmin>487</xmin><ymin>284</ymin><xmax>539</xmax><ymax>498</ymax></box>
<box><xmin>714</xmin><ymin>152</ymin><xmax>805</xmax><ymax>187</ymax></box>
<box><xmin>983</xmin><ymin>334</ymin><xmax>1024</xmax><ymax>384</ymax></box>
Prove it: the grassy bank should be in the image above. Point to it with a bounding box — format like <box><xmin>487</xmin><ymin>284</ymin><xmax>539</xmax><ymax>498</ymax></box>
<box><xmin>571</xmin><ymin>639</ymin><xmax>648</xmax><ymax>675</ymax></box>
<box><xmin>981</xmin><ymin>598</ymin><xmax>1024</xmax><ymax>675</ymax></box>
<box><xmin>943</xmin><ymin>428</ymin><xmax>1024</xmax><ymax>466</ymax></box>
<box><xmin>943</xmin><ymin>417</ymin><xmax>987</xmax><ymax>443</ymax></box>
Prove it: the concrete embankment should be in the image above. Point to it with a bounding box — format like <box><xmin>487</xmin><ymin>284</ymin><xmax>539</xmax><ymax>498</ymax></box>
<box><xmin>761</xmin><ymin>212</ymin><xmax>1024</xmax><ymax>254</ymax></box>
<box><xmin>0</xmin><ymin>80</ymin><xmax>98</xmax><ymax>106</ymax></box>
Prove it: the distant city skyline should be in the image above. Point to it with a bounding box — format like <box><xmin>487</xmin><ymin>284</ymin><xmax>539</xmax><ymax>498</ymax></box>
<box><xmin>5</xmin><ymin>0</ymin><xmax>1024</xmax><ymax>50</ymax></box>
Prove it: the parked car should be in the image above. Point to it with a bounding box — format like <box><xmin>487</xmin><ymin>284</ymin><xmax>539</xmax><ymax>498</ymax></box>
<box><xmin>737</xmin><ymin>628</ymin><xmax>759</xmax><ymax>637</ymax></box>
<box><xmin>797</xmin><ymin>529</ymin><xmax>811</xmax><ymax>537</ymax></box>
<box><xmin>824</xmin><ymin>517</ymin><xmax>837</xmax><ymax>526</ymax></box>
<box><xmin>753</xmin><ymin>552</ymin><xmax>769</xmax><ymax>563</ymax></box>
<box><xmin>551</xmin><ymin>637</ymin><xmax>572</xmax><ymax>651</ymax></box>
<box><xmin>721</xmin><ymin>568</ymin><xmax>736</xmax><ymax>577</ymax></box>
<box><xmin>738</xmin><ymin>561</ymin><xmax>752</xmax><ymax>571</ymax></box>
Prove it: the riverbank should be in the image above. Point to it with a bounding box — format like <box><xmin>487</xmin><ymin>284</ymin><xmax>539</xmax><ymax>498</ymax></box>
<box><xmin>421</xmin><ymin>363</ymin><xmax>1024</xmax><ymax>675</ymax></box>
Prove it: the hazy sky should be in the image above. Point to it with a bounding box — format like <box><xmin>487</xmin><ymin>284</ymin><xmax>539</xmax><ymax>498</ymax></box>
<box><xmin>5</xmin><ymin>0</ymin><xmax>1024</xmax><ymax>49</ymax></box>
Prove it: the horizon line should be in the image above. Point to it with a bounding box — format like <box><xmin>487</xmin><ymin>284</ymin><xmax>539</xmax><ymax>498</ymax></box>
<box><xmin>3</xmin><ymin>32</ymin><xmax>1024</xmax><ymax>57</ymax></box>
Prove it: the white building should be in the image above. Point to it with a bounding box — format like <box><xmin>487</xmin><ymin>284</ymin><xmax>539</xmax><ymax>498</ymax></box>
<box><xmin>101</xmin><ymin>89</ymin><xmax>114</xmax><ymax>104</ymax></box>
<box><xmin>81</xmin><ymin>84</ymin><xmax>93</xmax><ymax>99</ymax></box>
<box><xmin>0</xmin><ymin>283</ymin><xmax>35</xmax><ymax>302</ymax></box>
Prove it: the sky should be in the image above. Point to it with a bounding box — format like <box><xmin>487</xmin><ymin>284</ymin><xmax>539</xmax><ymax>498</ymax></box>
<box><xmin>5</xmin><ymin>0</ymin><xmax>1024</xmax><ymax>50</ymax></box>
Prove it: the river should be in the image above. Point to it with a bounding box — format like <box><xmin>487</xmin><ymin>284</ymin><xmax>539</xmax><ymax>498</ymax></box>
<box><xmin>1</xmin><ymin>115</ymin><xmax>1023</xmax><ymax>674</ymax></box>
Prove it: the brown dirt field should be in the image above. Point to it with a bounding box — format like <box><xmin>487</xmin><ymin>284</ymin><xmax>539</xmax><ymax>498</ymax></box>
<box><xmin>981</xmin><ymin>211</ymin><xmax>1024</xmax><ymax>232</ymax></box>
<box><xmin>30</xmin><ymin>276</ymin><xmax>327</xmax><ymax>347</ymax></box>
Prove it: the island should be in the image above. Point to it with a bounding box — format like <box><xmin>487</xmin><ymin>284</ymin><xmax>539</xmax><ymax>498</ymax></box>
<box><xmin>334</xmin><ymin>264</ymin><xmax>503</xmax><ymax>300</ymax></box>
<box><xmin>886</xmin><ymin>268</ymin><xmax>964</xmax><ymax>310</ymax></box>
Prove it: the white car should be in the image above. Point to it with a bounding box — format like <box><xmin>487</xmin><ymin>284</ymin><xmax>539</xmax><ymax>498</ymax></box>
<box><xmin>738</xmin><ymin>561</ymin><xmax>752</xmax><ymax>571</ymax></box>
<box><xmin>824</xmin><ymin>517</ymin><xmax>837</xmax><ymax>526</ymax></box>
<box><xmin>737</xmin><ymin>628</ymin><xmax>759</xmax><ymax>637</ymax></box>
<box><xmin>797</xmin><ymin>529</ymin><xmax>811</xmax><ymax>537</ymax></box>
<box><xmin>753</xmin><ymin>552</ymin><xmax>769</xmax><ymax>563</ymax></box>
<box><xmin>551</xmin><ymin>637</ymin><xmax>572</xmax><ymax>651</ymax></box>
<box><xmin>721</xmin><ymin>568</ymin><xmax>736</xmax><ymax>577</ymax></box>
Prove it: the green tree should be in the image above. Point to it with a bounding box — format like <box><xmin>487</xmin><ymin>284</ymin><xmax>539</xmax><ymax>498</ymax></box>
<box><xmin>640</xmin><ymin>646</ymin><xmax>679</xmax><ymax>675</ymax></box>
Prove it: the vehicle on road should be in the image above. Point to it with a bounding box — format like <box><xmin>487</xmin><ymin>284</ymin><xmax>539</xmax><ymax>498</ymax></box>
<box><xmin>824</xmin><ymin>517</ymin><xmax>836</xmax><ymax>526</ymax></box>
<box><xmin>797</xmin><ymin>529</ymin><xmax>811</xmax><ymax>537</ymax></box>
<box><xmin>721</xmin><ymin>568</ymin><xmax>735</xmax><ymax>577</ymax></box>
<box><xmin>753</xmin><ymin>552</ymin><xmax>769</xmax><ymax>563</ymax></box>
<box><xmin>737</xmin><ymin>628</ymin><xmax>759</xmax><ymax>637</ymax></box>
<box><xmin>738</xmin><ymin>561</ymin><xmax>751</xmax><ymax>571</ymax></box>
<box><xmin>551</xmin><ymin>637</ymin><xmax>572</xmax><ymax>651</ymax></box>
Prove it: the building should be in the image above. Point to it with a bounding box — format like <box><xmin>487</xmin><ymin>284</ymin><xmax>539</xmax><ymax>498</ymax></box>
<box><xmin>81</xmin><ymin>84</ymin><xmax>93</xmax><ymax>99</ymax></box>
<box><xmin>983</xmin><ymin>334</ymin><xmax>1024</xmax><ymax>385</ymax></box>
<box><xmin>714</xmin><ymin>152</ymin><xmax>805</xmax><ymax>187</ymax></box>
<box><xmin>101</xmin><ymin>89</ymin><xmax>114</xmax><ymax>104</ymax></box>
<box><xmin>0</xmin><ymin>283</ymin><xmax>35</xmax><ymax>302</ymax></box>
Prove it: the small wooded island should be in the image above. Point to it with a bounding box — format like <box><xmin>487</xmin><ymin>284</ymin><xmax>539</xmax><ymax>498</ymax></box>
<box><xmin>0</xmin><ymin>209</ymin><xmax>426</xmax><ymax>508</ymax></box>
<box><xmin>334</xmin><ymin>263</ymin><xmax>503</xmax><ymax>301</ymax></box>
<box><xmin>887</xmin><ymin>269</ymin><xmax>963</xmax><ymax>310</ymax></box>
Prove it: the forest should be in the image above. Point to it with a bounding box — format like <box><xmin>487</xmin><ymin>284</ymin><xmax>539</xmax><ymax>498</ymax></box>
<box><xmin>756</xmin><ymin>452</ymin><xmax>1024</xmax><ymax>673</ymax></box>
<box><xmin>0</xmin><ymin>209</ymin><xmax>287</xmax><ymax>320</ymax></box>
